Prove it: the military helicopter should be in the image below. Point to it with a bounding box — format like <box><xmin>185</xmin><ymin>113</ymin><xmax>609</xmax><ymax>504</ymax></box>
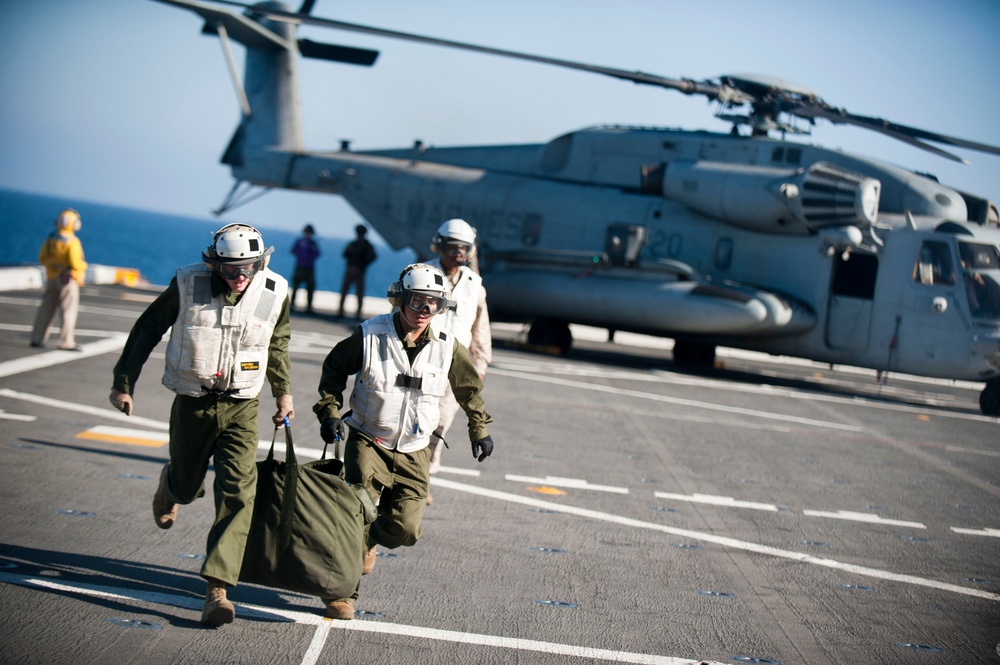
<box><xmin>155</xmin><ymin>0</ymin><xmax>1000</xmax><ymax>416</ymax></box>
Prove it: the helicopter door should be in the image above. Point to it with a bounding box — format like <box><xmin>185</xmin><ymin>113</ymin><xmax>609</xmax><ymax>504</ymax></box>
<box><xmin>825</xmin><ymin>252</ymin><xmax>878</xmax><ymax>351</ymax></box>
<box><xmin>892</xmin><ymin>239</ymin><xmax>970</xmax><ymax>373</ymax></box>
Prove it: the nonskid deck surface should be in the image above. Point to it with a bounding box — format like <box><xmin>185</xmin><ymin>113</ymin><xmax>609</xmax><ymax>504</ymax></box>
<box><xmin>0</xmin><ymin>284</ymin><xmax>996</xmax><ymax>665</ymax></box>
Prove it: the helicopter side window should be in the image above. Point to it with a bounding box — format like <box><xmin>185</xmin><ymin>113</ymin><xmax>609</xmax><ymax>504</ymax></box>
<box><xmin>831</xmin><ymin>252</ymin><xmax>877</xmax><ymax>299</ymax></box>
<box><xmin>959</xmin><ymin>242</ymin><xmax>999</xmax><ymax>271</ymax></box>
<box><xmin>958</xmin><ymin>242</ymin><xmax>1000</xmax><ymax>320</ymax></box>
<box><xmin>640</xmin><ymin>163</ymin><xmax>665</xmax><ymax>195</ymax></box>
<box><xmin>770</xmin><ymin>147</ymin><xmax>801</xmax><ymax>165</ymax></box>
<box><xmin>912</xmin><ymin>241</ymin><xmax>955</xmax><ymax>286</ymax></box>
<box><xmin>522</xmin><ymin>214</ymin><xmax>542</xmax><ymax>246</ymax></box>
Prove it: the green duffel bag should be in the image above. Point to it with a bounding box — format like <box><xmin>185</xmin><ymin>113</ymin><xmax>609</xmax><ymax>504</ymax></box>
<box><xmin>239</xmin><ymin>421</ymin><xmax>376</xmax><ymax>599</ymax></box>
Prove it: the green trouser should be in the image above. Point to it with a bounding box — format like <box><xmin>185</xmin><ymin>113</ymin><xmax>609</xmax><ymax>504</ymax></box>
<box><xmin>331</xmin><ymin>430</ymin><xmax>431</xmax><ymax>603</ymax></box>
<box><xmin>161</xmin><ymin>393</ymin><xmax>259</xmax><ymax>586</ymax></box>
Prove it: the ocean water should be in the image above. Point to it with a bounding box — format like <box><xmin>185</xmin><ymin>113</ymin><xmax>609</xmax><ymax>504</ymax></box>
<box><xmin>0</xmin><ymin>188</ymin><xmax>416</xmax><ymax>292</ymax></box>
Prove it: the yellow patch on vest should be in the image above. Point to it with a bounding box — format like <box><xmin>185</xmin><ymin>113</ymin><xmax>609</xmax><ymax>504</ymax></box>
<box><xmin>240</xmin><ymin>361</ymin><xmax>260</xmax><ymax>371</ymax></box>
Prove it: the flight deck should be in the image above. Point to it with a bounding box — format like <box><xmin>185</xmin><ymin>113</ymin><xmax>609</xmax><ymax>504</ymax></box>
<box><xmin>0</xmin><ymin>280</ymin><xmax>996</xmax><ymax>664</ymax></box>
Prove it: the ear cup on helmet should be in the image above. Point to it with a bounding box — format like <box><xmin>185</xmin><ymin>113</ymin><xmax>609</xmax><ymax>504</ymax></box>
<box><xmin>386</xmin><ymin>280</ymin><xmax>402</xmax><ymax>307</ymax></box>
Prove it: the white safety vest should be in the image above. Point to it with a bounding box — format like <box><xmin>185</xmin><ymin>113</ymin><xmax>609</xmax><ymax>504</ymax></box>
<box><xmin>426</xmin><ymin>261</ymin><xmax>482</xmax><ymax>348</ymax></box>
<box><xmin>345</xmin><ymin>313</ymin><xmax>453</xmax><ymax>453</ymax></box>
<box><xmin>162</xmin><ymin>263</ymin><xmax>287</xmax><ymax>398</ymax></box>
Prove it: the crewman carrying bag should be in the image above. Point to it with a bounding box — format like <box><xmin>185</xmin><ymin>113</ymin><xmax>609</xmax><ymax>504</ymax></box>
<box><xmin>239</xmin><ymin>420</ymin><xmax>376</xmax><ymax>599</ymax></box>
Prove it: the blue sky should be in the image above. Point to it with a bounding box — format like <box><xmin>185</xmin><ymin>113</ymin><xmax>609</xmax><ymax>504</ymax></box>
<box><xmin>2</xmin><ymin>0</ymin><xmax>998</xmax><ymax>237</ymax></box>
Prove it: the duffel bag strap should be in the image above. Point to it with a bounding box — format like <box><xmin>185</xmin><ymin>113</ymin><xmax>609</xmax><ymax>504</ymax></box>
<box><xmin>281</xmin><ymin>418</ymin><xmax>298</xmax><ymax>467</ymax></box>
<box><xmin>278</xmin><ymin>419</ymin><xmax>300</xmax><ymax>547</ymax></box>
<box><xmin>266</xmin><ymin>427</ymin><xmax>279</xmax><ymax>462</ymax></box>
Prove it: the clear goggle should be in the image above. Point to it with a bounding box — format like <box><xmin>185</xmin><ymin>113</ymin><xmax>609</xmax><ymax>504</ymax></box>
<box><xmin>404</xmin><ymin>290</ymin><xmax>449</xmax><ymax>314</ymax></box>
<box><xmin>217</xmin><ymin>261</ymin><xmax>260</xmax><ymax>281</ymax></box>
<box><xmin>442</xmin><ymin>241</ymin><xmax>473</xmax><ymax>258</ymax></box>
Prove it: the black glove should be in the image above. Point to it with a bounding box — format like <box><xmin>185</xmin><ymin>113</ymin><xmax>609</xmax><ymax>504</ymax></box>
<box><xmin>320</xmin><ymin>417</ymin><xmax>344</xmax><ymax>444</ymax></box>
<box><xmin>471</xmin><ymin>435</ymin><xmax>494</xmax><ymax>462</ymax></box>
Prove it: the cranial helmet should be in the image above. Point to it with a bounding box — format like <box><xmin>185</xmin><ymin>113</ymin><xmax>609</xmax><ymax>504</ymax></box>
<box><xmin>203</xmin><ymin>224</ymin><xmax>274</xmax><ymax>281</ymax></box>
<box><xmin>387</xmin><ymin>263</ymin><xmax>452</xmax><ymax>314</ymax></box>
<box><xmin>203</xmin><ymin>223</ymin><xmax>273</xmax><ymax>265</ymax></box>
<box><xmin>431</xmin><ymin>218</ymin><xmax>477</xmax><ymax>261</ymax></box>
<box><xmin>55</xmin><ymin>209</ymin><xmax>81</xmax><ymax>232</ymax></box>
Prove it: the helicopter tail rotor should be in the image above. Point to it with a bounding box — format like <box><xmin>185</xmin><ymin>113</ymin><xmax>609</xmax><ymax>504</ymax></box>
<box><xmin>156</xmin><ymin>0</ymin><xmax>379</xmax><ymax>66</ymax></box>
<box><xmin>154</xmin><ymin>0</ymin><xmax>379</xmax><ymax>160</ymax></box>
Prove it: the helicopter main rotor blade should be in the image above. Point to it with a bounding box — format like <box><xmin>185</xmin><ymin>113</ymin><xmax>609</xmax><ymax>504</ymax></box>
<box><xmin>241</xmin><ymin>4</ymin><xmax>751</xmax><ymax>104</ymax></box>
<box><xmin>833</xmin><ymin>111</ymin><xmax>1000</xmax><ymax>157</ymax></box>
<box><xmin>789</xmin><ymin>104</ymin><xmax>1000</xmax><ymax>162</ymax></box>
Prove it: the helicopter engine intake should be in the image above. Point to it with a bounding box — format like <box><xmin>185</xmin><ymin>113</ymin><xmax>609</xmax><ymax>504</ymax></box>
<box><xmin>662</xmin><ymin>160</ymin><xmax>880</xmax><ymax>235</ymax></box>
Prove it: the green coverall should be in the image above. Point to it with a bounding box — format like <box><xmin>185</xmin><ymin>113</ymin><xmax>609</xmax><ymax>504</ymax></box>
<box><xmin>312</xmin><ymin>312</ymin><xmax>492</xmax><ymax>601</ymax></box>
<box><xmin>112</xmin><ymin>273</ymin><xmax>291</xmax><ymax>585</ymax></box>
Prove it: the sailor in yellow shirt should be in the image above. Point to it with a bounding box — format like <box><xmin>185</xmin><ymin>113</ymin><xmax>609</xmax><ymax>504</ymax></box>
<box><xmin>30</xmin><ymin>209</ymin><xmax>88</xmax><ymax>351</ymax></box>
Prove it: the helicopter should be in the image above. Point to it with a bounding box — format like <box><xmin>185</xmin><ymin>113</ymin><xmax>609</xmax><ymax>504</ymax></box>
<box><xmin>155</xmin><ymin>0</ymin><xmax>1000</xmax><ymax>416</ymax></box>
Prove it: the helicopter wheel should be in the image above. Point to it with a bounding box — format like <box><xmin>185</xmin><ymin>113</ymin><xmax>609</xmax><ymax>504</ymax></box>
<box><xmin>672</xmin><ymin>340</ymin><xmax>716</xmax><ymax>368</ymax></box>
<box><xmin>980</xmin><ymin>378</ymin><xmax>1000</xmax><ymax>416</ymax></box>
<box><xmin>526</xmin><ymin>318</ymin><xmax>572</xmax><ymax>354</ymax></box>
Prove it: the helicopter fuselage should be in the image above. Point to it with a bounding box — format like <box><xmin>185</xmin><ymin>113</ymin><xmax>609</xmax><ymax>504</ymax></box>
<box><xmin>226</xmin><ymin>127</ymin><xmax>1000</xmax><ymax>386</ymax></box>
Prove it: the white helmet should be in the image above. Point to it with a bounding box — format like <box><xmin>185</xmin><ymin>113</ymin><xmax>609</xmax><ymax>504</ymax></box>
<box><xmin>203</xmin><ymin>223</ymin><xmax>274</xmax><ymax>282</ymax></box>
<box><xmin>431</xmin><ymin>218</ymin><xmax>477</xmax><ymax>263</ymax></box>
<box><xmin>401</xmin><ymin>263</ymin><xmax>447</xmax><ymax>295</ymax></box>
<box><xmin>388</xmin><ymin>263</ymin><xmax>452</xmax><ymax>314</ymax></box>
<box><xmin>203</xmin><ymin>223</ymin><xmax>274</xmax><ymax>266</ymax></box>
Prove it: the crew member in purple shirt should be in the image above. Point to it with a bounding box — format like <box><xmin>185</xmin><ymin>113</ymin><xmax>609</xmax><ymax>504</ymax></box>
<box><xmin>290</xmin><ymin>224</ymin><xmax>321</xmax><ymax>313</ymax></box>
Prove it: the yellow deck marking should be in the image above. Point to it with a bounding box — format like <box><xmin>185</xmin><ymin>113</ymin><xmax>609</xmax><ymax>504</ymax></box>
<box><xmin>527</xmin><ymin>486</ymin><xmax>567</xmax><ymax>495</ymax></box>
<box><xmin>76</xmin><ymin>425</ymin><xmax>168</xmax><ymax>447</ymax></box>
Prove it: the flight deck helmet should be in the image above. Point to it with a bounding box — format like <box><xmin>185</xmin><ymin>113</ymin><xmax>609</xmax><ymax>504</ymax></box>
<box><xmin>387</xmin><ymin>263</ymin><xmax>452</xmax><ymax>314</ymax></box>
<box><xmin>55</xmin><ymin>209</ymin><xmax>81</xmax><ymax>232</ymax></box>
<box><xmin>431</xmin><ymin>218</ymin><xmax>477</xmax><ymax>263</ymax></box>
<box><xmin>202</xmin><ymin>223</ymin><xmax>274</xmax><ymax>281</ymax></box>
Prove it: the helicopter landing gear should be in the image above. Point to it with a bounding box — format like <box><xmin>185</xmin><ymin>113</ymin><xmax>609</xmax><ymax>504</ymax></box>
<box><xmin>526</xmin><ymin>318</ymin><xmax>572</xmax><ymax>354</ymax></box>
<box><xmin>980</xmin><ymin>378</ymin><xmax>1000</xmax><ymax>416</ymax></box>
<box><xmin>672</xmin><ymin>340</ymin><xmax>716</xmax><ymax>368</ymax></box>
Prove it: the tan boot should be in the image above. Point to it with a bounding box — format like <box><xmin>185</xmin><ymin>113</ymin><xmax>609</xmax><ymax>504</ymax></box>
<box><xmin>152</xmin><ymin>465</ymin><xmax>178</xmax><ymax>529</ymax></box>
<box><xmin>323</xmin><ymin>600</ymin><xmax>355</xmax><ymax>620</ymax></box>
<box><xmin>201</xmin><ymin>579</ymin><xmax>235</xmax><ymax>626</ymax></box>
<box><xmin>362</xmin><ymin>544</ymin><xmax>377</xmax><ymax>575</ymax></box>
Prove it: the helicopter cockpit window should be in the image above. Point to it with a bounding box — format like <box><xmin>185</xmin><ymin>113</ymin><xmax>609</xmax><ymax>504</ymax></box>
<box><xmin>913</xmin><ymin>241</ymin><xmax>955</xmax><ymax>286</ymax></box>
<box><xmin>958</xmin><ymin>242</ymin><xmax>1000</xmax><ymax>320</ymax></box>
<box><xmin>959</xmin><ymin>242</ymin><xmax>999</xmax><ymax>271</ymax></box>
